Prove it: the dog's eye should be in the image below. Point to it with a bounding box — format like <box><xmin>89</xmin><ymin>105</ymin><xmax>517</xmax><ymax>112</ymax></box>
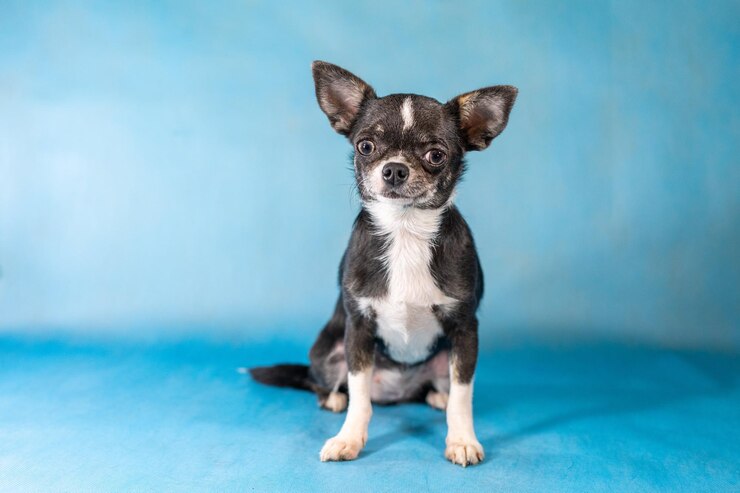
<box><xmin>357</xmin><ymin>140</ymin><xmax>375</xmax><ymax>156</ymax></box>
<box><xmin>424</xmin><ymin>149</ymin><xmax>447</xmax><ymax>166</ymax></box>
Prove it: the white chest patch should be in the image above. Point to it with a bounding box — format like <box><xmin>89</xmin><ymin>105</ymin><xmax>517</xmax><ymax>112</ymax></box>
<box><xmin>360</xmin><ymin>201</ymin><xmax>457</xmax><ymax>364</ymax></box>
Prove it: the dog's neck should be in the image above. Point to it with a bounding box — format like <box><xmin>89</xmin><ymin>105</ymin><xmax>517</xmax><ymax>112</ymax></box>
<box><xmin>364</xmin><ymin>199</ymin><xmax>448</xmax><ymax>241</ymax></box>
<box><xmin>363</xmin><ymin>198</ymin><xmax>454</xmax><ymax>304</ymax></box>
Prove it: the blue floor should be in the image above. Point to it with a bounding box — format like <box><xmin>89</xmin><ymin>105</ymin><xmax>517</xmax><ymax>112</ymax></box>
<box><xmin>1</xmin><ymin>335</ymin><xmax>738</xmax><ymax>492</ymax></box>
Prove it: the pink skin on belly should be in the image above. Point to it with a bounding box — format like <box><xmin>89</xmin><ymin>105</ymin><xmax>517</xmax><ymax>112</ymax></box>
<box><xmin>428</xmin><ymin>349</ymin><xmax>449</xmax><ymax>378</ymax></box>
<box><xmin>328</xmin><ymin>341</ymin><xmax>450</xmax><ymax>402</ymax></box>
<box><xmin>370</xmin><ymin>349</ymin><xmax>450</xmax><ymax>402</ymax></box>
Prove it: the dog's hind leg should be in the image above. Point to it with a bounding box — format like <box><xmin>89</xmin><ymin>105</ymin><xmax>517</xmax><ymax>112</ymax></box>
<box><xmin>425</xmin><ymin>350</ymin><xmax>451</xmax><ymax>411</ymax></box>
<box><xmin>310</xmin><ymin>295</ymin><xmax>349</xmax><ymax>412</ymax></box>
<box><xmin>315</xmin><ymin>349</ymin><xmax>348</xmax><ymax>412</ymax></box>
<box><xmin>318</xmin><ymin>380</ymin><xmax>348</xmax><ymax>413</ymax></box>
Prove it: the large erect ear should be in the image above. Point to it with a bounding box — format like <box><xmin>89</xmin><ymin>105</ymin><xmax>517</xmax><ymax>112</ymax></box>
<box><xmin>312</xmin><ymin>61</ymin><xmax>377</xmax><ymax>135</ymax></box>
<box><xmin>447</xmin><ymin>85</ymin><xmax>518</xmax><ymax>151</ymax></box>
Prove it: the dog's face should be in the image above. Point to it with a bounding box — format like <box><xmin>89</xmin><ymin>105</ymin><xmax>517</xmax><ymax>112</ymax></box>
<box><xmin>312</xmin><ymin>61</ymin><xmax>517</xmax><ymax>209</ymax></box>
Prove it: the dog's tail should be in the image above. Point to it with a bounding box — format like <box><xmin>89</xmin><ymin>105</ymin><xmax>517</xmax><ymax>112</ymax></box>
<box><xmin>242</xmin><ymin>364</ymin><xmax>314</xmax><ymax>392</ymax></box>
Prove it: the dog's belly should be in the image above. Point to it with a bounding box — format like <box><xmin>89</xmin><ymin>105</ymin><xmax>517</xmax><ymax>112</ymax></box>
<box><xmin>373</xmin><ymin>300</ymin><xmax>444</xmax><ymax>364</ymax></box>
<box><xmin>370</xmin><ymin>349</ymin><xmax>450</xmax><ymax>403</ymax></box>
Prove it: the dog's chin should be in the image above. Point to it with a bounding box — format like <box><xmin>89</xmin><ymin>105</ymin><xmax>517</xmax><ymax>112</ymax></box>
<box><xmin>376</xmin><ymin>190</ymin><xmax>416</xmax><ymax>206</ymax></box>
<box><xmin>381</xmin><ymin>189</ymin><xmax>411</xmax><ymax>200</ymax></box>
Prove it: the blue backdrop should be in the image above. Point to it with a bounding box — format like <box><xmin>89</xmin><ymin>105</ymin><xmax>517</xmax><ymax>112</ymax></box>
<box><xmin>1</xmin><ymin>0</ymin><xmax>738</xmax><ymax>349</ymax></box>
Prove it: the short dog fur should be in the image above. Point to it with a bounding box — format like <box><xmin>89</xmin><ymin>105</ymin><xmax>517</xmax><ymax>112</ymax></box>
<box><xmin>249</xmin><ymin>61</ymin><xmax>517</xmax><ymax>466</ymax></box>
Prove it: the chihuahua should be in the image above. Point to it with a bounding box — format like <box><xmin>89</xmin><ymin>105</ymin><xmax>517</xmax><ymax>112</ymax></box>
<box><xmin>249</xmin><ymin>61</ymin><xmax>517</xmax><ymax>466</ymax></box>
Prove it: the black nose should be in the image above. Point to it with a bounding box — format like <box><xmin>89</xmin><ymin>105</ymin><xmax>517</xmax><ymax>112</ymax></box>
<box><xmin>382</xmin><ymin>162</ymin><xmax>409</xmax><ymax>186</ymax></box>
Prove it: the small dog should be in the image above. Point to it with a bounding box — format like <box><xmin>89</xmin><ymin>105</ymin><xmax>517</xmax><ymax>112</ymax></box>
<box><xmin>250</xmin><ymin>61</ymin><xmax>517</xmax><ymax>466</ymax></box>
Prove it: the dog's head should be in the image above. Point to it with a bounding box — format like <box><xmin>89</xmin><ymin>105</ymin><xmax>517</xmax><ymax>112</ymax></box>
<box><xmin>312</xmin><ymin>61</ymin><xmax>517</xmax><ymax>209</ymax></box>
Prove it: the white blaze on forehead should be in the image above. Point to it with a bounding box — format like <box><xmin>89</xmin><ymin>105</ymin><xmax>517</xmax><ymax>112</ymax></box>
<box><xmin>401</xmin><ymin>97</ymin><xmax>414</xmax><ymax>131</ymax></box>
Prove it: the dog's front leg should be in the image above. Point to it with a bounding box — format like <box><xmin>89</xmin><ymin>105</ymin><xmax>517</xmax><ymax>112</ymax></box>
<box><xmin>445</xmin><ymin>316</ymin><xmax>484</xmax><ymax>467</ymax></box>
<box><xmin>319</xmin><ymin>310</ymin><xmax>375</xmax><ymax>462</ymax></box>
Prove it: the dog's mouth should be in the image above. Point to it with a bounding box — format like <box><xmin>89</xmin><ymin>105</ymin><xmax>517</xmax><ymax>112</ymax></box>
<box><xmin>374</xmin><ymin>188</ymin><xmax>436</xmax><ymax>208</ymax></box>
<box><xmin>381</xmin><ymin>190</ymin><xmax>410</xmax><ymax>200</ymax></box>
<box><xmin>379</xmin><ymin>182</ymin><xmax>428</xmax><ymax>200</ymax></box>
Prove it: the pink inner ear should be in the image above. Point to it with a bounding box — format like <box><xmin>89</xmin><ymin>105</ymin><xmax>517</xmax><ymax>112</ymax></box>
<box><xmin>463</xmin><ymin>105</ymin><xmax>497</xmax><ymax>147</ymax></box>
<box><xmin>459</xmin><ymin>93</ymin><xmax>508</xmax><ymax>149</ymax></box>
<box><xmin>323</xmin><ymin>79</ymin><xmax>365</xmax><ymax>130</ymax></box>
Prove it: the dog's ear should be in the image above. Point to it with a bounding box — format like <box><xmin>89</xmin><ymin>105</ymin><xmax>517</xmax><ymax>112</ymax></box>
<box><xmin>447</xmin><ymin>86</ymin><xmax>518</xmax><ymax>151</ymax></box>
<box><xmin>312</xmin><ymin>61</ymin><xmax>376</xmax><ymax>136</ymax></box>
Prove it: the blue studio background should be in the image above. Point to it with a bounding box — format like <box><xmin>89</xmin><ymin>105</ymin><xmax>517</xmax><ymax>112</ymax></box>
<box><xmin>1</xmin><ymin>1</ymin><xmax>738</xmax><ymax>492</ymax></box>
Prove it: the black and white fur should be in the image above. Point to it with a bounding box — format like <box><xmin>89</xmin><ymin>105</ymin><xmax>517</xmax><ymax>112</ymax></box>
<box><xmin>249</xmin><ymin>61</ymin><xmax>517</xmax><ymax>467</ymax></box>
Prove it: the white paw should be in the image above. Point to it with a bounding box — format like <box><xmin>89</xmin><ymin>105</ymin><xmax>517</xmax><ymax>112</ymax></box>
<box><xmin>425</xmin><ymin>391</ymin><xmax>448</xmax><ymax>411</ymax></box>
<box><xmin>320</xmin><ymin>434</ymin><xmax>365</xmax><ymax>462</ymax></box>
<box><xmin>322</xmin><ymin>392</ymin><xmax>348</xmax><ymax>413</ymax></box>
<box><xmin>445</xmin><ymin>439</ymin><xmax>484</xmax><ymax>467</ymax></box>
